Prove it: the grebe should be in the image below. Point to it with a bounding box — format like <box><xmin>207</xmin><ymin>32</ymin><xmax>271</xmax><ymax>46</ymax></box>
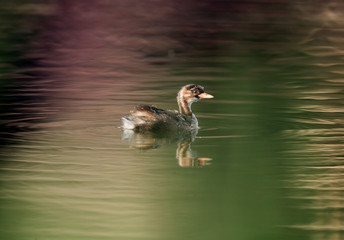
<box><xmin>121</xmin><ymin>84</ymin><xmax>213</xmax><ymax>132</ymax></box>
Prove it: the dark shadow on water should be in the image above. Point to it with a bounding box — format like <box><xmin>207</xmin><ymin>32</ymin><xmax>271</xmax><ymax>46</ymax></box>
<box><xmin>121</xmin><ymin>129</ymin><xmax>212</xmax><ymax>167</ymax></box>
<box><xmin>0</xmin><ymin>2</ymin><xmax>53</xmax><ymax>152</ymax></box>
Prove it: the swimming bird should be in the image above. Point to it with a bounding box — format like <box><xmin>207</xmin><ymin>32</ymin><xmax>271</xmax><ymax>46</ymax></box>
<box><xmin>121</xmin><ymin>84</ymin><xmax>213</xmax><ymax>132</ymax></box>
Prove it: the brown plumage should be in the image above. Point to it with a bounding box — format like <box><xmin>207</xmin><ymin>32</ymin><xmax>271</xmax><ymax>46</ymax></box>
<box><xmin>121</xmin><ymin>84</ymin><xmax>214</xmax><ymax>132</ymax></box>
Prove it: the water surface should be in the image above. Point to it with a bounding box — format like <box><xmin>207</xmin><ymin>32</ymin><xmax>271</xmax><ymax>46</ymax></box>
<box><xmin>1</xmin><ymin>1</ymin><xmax>344</xmax><ymax>239</ymax></box>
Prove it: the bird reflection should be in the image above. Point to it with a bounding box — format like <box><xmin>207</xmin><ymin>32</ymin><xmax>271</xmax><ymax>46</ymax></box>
<box><xmin>121</xmin><ymin>129</ymin><xmax>212</xmax><ymax>167</ymax></box>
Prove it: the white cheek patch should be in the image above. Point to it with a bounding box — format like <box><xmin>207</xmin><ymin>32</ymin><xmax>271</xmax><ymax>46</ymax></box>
<box><xmin>187</xmin><ymin>97</ymin><xmax>198</xmax><ymax>104</ymax></box>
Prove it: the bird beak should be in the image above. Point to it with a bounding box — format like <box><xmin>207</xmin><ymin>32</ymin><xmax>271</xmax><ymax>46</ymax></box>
<box><xmin>198</xmin><ymin>93</ymin><xmax>214</xmax><ymax>99</ymax></box>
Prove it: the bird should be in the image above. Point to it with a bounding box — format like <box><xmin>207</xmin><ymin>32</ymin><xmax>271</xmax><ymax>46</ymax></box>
<box><xmin>121</xmin><ymin>84</ymin><xmax>213</xmax><ymax>132</ymax></box>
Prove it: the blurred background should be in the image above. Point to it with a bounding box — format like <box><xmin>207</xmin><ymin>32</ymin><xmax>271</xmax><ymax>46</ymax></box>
<box><xmin>1</xmin><ymin>0</ymin><xmax>344</xmax><ymax>239</ymax></box>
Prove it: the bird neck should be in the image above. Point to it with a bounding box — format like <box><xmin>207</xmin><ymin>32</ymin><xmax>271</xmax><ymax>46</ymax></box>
<box><xmin>177</xmin><ymin>91</ymin><xmax>192</xmax><ymax>116</ymax></box>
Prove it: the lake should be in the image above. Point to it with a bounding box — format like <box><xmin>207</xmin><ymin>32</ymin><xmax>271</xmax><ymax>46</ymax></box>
<box><xmin>1</xmin><ymin>1</ymin><xmax>344</xmax><ymax>239</ymax></box>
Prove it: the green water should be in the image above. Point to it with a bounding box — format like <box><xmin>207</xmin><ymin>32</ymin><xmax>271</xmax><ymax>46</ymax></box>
<box><xmin>1</xmin><ymin>1</ymin><xmax>344</xmax><ymax>239</ymax></box>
